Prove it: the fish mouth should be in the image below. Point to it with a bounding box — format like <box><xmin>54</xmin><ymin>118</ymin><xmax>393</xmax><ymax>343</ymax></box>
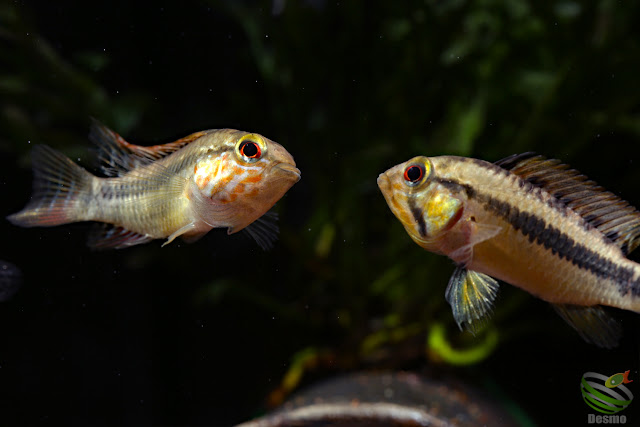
<box><xmin>377</xmin><ymin>173</ymin><xmax>395</xmax><ymax>206</ymax></box>
<box><xmin>274</xmin><ymin>163</ymin><xmax>301</xmax><ymax>181</ymax></box>
<box><xmin>376</xmin><ymin>173</ymin><xmax>389</xmax><ymax>192</ymax></box>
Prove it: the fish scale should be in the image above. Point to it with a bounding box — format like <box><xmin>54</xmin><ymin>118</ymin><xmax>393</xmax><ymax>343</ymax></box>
<box><xmin>453</xmin><ymin>161</ymin><xmax>639</xmax><ymax>304</ymax></box>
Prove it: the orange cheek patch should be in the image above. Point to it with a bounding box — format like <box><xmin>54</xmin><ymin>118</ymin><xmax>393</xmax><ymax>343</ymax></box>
<box><xmin>198</xmin><ymin>176</ymin><xmax>212</xmax><ymax>189</ymax></box>
<box><xmin>234</xmin><ymin>183</ymin><xmax>245</xmax><ymax>194</ymax></box>
<box><xmin>194</xmin><ymin>157</ymin><xmax>233</xmax><ymax>192</ymax></box>
<box><xmin>212</xmin><ymin>160</ymin><xmax>221</xmax><ymax>176</ymax></box>
<box><xmin>244</xmin><ymin>175</ymin><xmax>262</xmax><ymax>183</ymax></box>
<box><xmin>218</xmin><ymin>176</ymin><xmax>232</xmax><ymax>190</ymax></box>
<box><xmin>194</xmin><ymin>164</ymin><xmax>212</xmax><ymax>189</ymax></box>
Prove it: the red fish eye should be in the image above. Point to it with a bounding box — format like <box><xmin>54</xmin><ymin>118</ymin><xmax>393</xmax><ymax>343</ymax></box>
<box><xmin>403</xmin><ymin>164</ymin><xmax>424</xmax><ymax>184</ymax></box>
<box><xmin>240</xmin><ymin>140</ymin><xmax>261</xmax><ymax>159</ymax></box>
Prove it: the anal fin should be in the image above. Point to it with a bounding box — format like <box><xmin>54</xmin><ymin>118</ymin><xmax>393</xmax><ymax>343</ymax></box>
<box><xmin>88</xmin><ymin>224</ymin><xmax>153</xmax><ymax>250</ymax></box>
<box><xmin>445</xmin><ymin>267</ymin><xmax>500</xmax><ymax>334</ymax></box>
<box><xmin>552</xmin><ymin>304</ymin><xmax>621</xmax><ymax>348</ymax></box>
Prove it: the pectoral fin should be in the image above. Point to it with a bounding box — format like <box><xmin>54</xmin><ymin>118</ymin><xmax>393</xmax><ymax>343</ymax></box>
<box><xmin>445</xmin><ymin>267</ymin><xmax>500</xmax><ymax>334</ymax></box>
<box><xmin>242</xmin><ymin>211</ymin><xmax>280</xmax><ymax>250</ymax></box>
<box><xmin>552</xmin><ymin>304</ymin><xmax>621</xmax><ymax>348</ymax></box>
<box><xmin>449</xmin><ymin>222</ymin><xmax>502</xmax><ymax>266</ymax></box>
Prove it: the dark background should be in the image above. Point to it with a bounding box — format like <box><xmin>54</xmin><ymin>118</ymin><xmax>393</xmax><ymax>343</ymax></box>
<box><xmin>1</xmin><ymin>1</ymin><xmax>640</xmax><ymax>425</ymax></box>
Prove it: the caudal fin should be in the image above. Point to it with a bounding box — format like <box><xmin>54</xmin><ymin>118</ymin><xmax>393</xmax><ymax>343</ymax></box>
<box><xmin>7</xmin><ymin>145</ymin><xmax>95</xmax><ymax>227</ymax></box>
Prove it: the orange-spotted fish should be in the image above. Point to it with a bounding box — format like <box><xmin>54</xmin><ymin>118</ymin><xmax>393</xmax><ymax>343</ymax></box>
<box><xmin>378</xmin><ymin>153</ymin><xmax>640</xmax><ymax>347</ymax></box>
<box><xmin>8</xmin><ymin>121</ymin><xmax>300</xmax><ymax>249</ymax></box>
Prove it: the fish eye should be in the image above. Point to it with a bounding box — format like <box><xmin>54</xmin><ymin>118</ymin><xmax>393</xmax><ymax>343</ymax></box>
<box><xmin>403</xmin><ymin>164</ymin><xmax>425</xmax><ymax>185</ymax></box>
<box><xmin>238</xmin><ymin>140</ymin><xmax>262</xmax><ymax>162</ymax></box>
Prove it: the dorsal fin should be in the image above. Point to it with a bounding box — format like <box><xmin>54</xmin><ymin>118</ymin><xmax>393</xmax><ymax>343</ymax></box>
<box><xmin>496</xmin><ymin>153</ymin><xmax>640</xmax><ymax>255</ymax></box>
<box><xmin>89</xmin><ymin>119</ymin><xmax>206</xmax><ymax>176</ymax></box>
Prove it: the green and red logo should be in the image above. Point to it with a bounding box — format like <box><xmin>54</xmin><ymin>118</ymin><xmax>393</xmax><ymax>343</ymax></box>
<box><xmin>581</xmin><ymin>371</ymin><xmax>634</xmax><ymax>414</ymax></box>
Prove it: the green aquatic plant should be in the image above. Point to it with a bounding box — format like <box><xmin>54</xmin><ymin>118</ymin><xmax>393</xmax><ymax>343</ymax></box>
<box><xmin>427</xmin><ymin>322</ymin><xmax>499</xmax><ymax>366</ymax></box>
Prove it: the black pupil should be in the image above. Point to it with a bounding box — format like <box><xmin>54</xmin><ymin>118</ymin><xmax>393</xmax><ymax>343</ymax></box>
<box><xmin>406</xmin><ymin>165</ymin><xmax>422</xmax><ymax>182</ymax></box>
<box><xmin>242</xmin><ymin>141</ymin><xmax>258</xmax><ymax>157</ymax></box>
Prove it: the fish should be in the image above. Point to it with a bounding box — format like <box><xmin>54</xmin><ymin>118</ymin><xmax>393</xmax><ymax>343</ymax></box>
<box><xmin>7</xmin><ymin>120</ymin><xmax>301</xmax><ymax>250</ymax></box>
<box><xmin>377</xmin><ymin>152</ymin><xmax>640</xmax><ymax>348</ymax></box>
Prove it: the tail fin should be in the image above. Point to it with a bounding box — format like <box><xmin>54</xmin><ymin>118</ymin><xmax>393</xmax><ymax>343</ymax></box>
<box><xmin>7</xmin><ymin>145</ymin><xmax>95</xmax><ymax>227</ymax></box>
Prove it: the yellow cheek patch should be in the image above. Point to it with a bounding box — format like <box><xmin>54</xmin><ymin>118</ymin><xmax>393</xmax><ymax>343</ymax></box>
<box><xmin>425</xmin><ymin>193</ymin><xmax>463</xmax><ymax>234</ymax></box>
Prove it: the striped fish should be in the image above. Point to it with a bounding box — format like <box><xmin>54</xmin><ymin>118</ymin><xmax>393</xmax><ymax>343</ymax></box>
<box><xmin>8</xmin><ymin>121</ymin><xmax>300</xmax><ymax>249</ymax></box>
<box><xmin>377</xmin><ymin>153</ymin><xmax>640</xmax><ymax>347</ymax></box>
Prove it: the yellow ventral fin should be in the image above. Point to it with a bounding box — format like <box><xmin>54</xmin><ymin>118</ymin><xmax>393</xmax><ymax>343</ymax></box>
<box><xmin>552</xmin><ymin>304</ymin><xmax>621</xmax><ymax>348</ymax></box>
<box><xmin>496</xmin><ymin>152</ymin><xmax>640</xmax><ymax>255</ymax></box>
<box><xmin>445</xmin><ymin>267</ymin><xmax>500</xmax><ymax>335</ymax></box>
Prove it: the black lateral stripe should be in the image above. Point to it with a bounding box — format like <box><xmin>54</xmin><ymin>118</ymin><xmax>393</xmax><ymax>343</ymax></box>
<box><xmin>482</xmin><ymin>194</ymin><xmax>639</xmax><ymax>297</ymax></box>
<box><xmin>439</xmin><ymin>175</ymin><xmax>639</xmax><ymax>297</ymax></box>
<box><xmin>433</xmin><ymin>177</ymin><xmax>476</xmax><ymax>198</ymax></box>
